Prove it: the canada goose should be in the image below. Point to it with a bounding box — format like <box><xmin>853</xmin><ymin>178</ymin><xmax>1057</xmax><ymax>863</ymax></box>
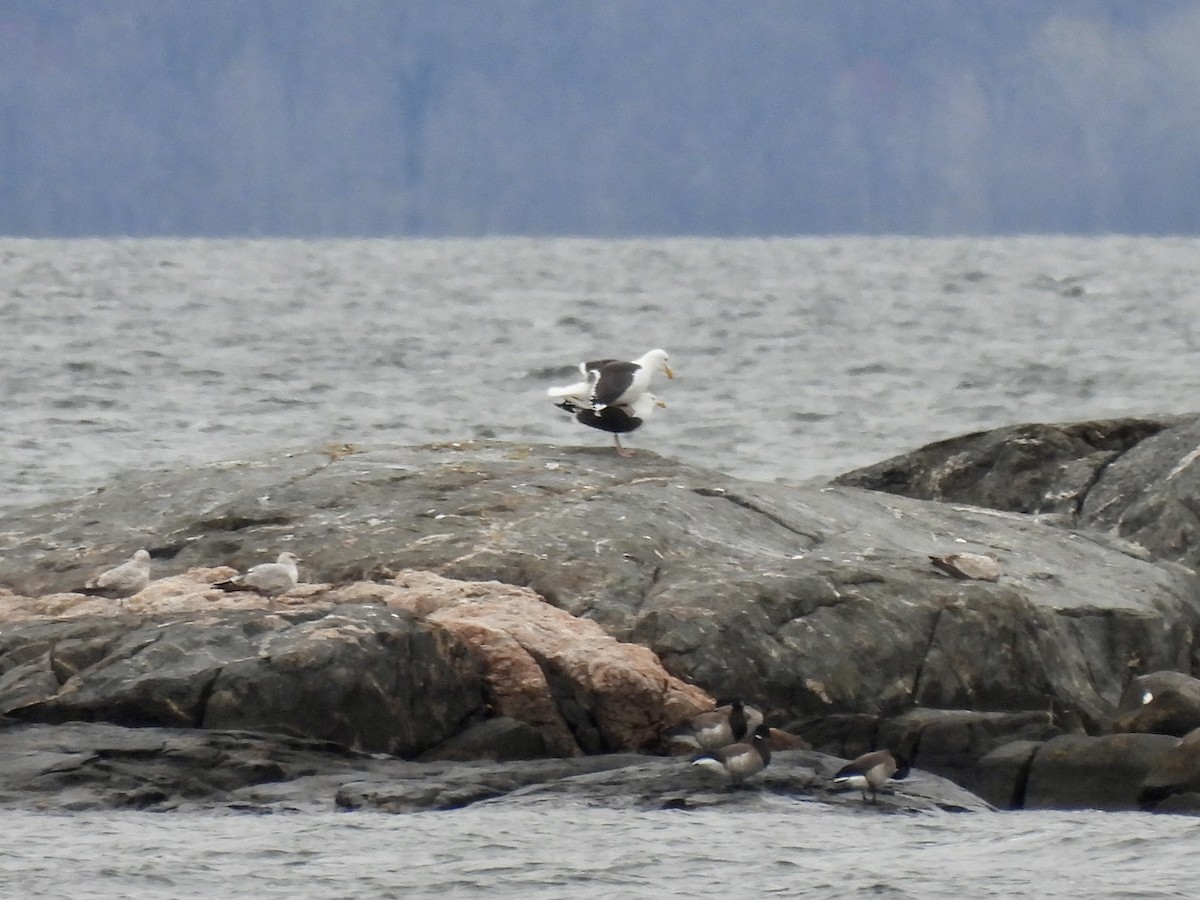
<box><xmin>833</xmin><ymin>749</ymin><xmax>911</xmax><ymax>803</ymax></box>
<box><xmin>666</xmin><ymin>698</ymin><xmax>764</xmax><ymax>751</ymax></box>
<box><xmin>214</xmin><ymin>552</ymin><xmax>300</xmax><ymax>597</ymax></box>
<box><xmin>80</xmin><ymin>549</ymin><xmax>152</xmax><ymax>599</ymax></box>
<box><xmin>691</xmin><ymin>723</ymin><xmax>772</xmax><ymax>784</ymax></box>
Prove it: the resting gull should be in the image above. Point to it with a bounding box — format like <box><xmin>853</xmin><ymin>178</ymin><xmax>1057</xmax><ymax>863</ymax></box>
<box><xmin>81</xmin><ymin>548</ymin><xmax>152</xmax><ymax>599</ymax></box>
<box><xmin>214</xmin><ymin>551</ymin><xmax>300</xmax><ymax>597</ymax></box>
<box><xmin>929</xmin><ymin>551</ymin><xmax>1001</xmax><ymax>582</ymax></box>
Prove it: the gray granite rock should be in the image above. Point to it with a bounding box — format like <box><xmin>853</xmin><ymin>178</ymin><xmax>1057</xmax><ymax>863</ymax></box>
<box><xmin>2</xmin><ymin>439</ymin><xmax>1198</xmax><ymax>744</ymax></box>
<box><xmin>0</xmin><ymin>721</ymin><xmax>992</xmax><ymax>814</ymax></box>
<box><xmin>975</xmin><ymin>739</ymin><xmax>1043</xmax><ymax>809</ymax></box>
<box><xmin>1023</xmin><ymin>733</ymin><xmax>1179</xmax><ymax>810</ymax></box>
<box><xmin>1</xmin><ymin>606</ymin><xmax>486</xmax><ymax>758</ymax></box>
<box><xmin>1114</xmin><ymin>670</ymin><xmax>1200</xmax><ymax>737</ymax></box>
<box><xmin>1079</xmin><ymin>416</ymin><xmax>1200</xmax><ymax>569</ymax></box>
<box><xmin>834</xmin><ymin>415</ymin><xmax>1178</xmax><ymax>517</ymax></box>
<box><xmin>834</xmin><ymin>413</ymin><xmax>1200</xmax><ymax>572</ymax></box>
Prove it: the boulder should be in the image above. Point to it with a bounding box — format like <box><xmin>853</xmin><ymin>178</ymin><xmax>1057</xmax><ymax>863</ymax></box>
<box><xmin>834</xmin><ymin>416</ymin><xmax>1178</xmax><ymax>517</ymax></box>
<box><xmin>0</xmin><ymin>599</ymin><xmax>486</xmax><ymax>758</ymax></box>
<box><xmin>1137</xmin><ymin>726</ymin><xmax>1200</xmax><ymax>810</ymax></box>
<box><xmin>381</xmin><ymin>573</ymin><xmax>710</xmax><ymax>758</ymax></box>
<box><xmin>878</xmin><ymin>708</ymin><xmax>1066</xmax><ymax>795</ymax></box>
<box><xmin>1022</xmin><ymin>732</ymin><xmax>1178</xmax><ymax>810</ymax></box>
<box><xmin>418</xmin><ymin>717</ymin><xmax>553</xmax><ymax>762</ymax></box>
<box><xmin>975</xmin><ymin>739</ymin><xmax>1042</xmax><ymax>809</ymax></box>
<box><xmin>327</xmin><ymin>571</ymin><xmax>712</xmax><ymax>755</ymax></box>
<box><xmin>835</xmin><ymin>413</ymin><xmax>1200</xmax><ymax>572</ymax></box>
<box><xmin>1113</xmin><ymin>670</ymin><xmax>1200</xmax><ymax>737</ymax></box>
<box><xmin>1080</xmin><ymin>416</ymin><xmax>1200</xmax><ymax>569</ymax></box>
<box><xmin>0</xmin><ymin>440</ymin><xmax>1198</xmax><ymax>747</ymax></box>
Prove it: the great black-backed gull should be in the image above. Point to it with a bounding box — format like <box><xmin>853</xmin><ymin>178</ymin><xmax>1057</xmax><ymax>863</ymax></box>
<box><xmin>547</xmin><ymin>348</ymin><xmax>673</xmax><ymax>456</ymax></box>
<box><xmin>554</xmin><ymin>392</ymin><xmax>664</xmax><ymax>457</ymax></box>
<box><xmin>81</xmin><ymin>548</ymin><xmax>152</xmax><ymax>598</ymax></box>
<box><xmin>214</xmin><ymin>551</ymin><xmax>300</xmax><ymax>596</ymax></box>
<box><xmin>832</xmin><ymin>749</ymin><xmax>911</xmax><ymax>804</ymax></box>
<box><xmin>581</xmin><ymin>348</ymin><xmax>673</xmax><ymax>411</ymax></box>
<box><xmin>691</xmin><ymin>723</ymin><xmax>773</xmax><ymax>784</ymax></box>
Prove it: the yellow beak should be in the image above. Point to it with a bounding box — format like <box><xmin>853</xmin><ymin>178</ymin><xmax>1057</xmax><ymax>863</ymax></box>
<box><xmin>664</xmin><ymin>365</ymin><xmax>675</xmax><ymax>379</ymax></box>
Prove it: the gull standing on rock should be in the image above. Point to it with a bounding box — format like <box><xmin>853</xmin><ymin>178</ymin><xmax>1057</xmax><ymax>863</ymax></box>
<box><xmin>548</xmin><ymin>348</ymin><xmax>674</xmax><ymax>457</ymax></box>
<box><xmin>81</xmin><ymin>549</ymin><xmax>152</xmax><ymax>599</ymax></box>
<box><xmin>214</xmin><ymin>552</ymin><xmax>300</xmax><ymax>597</ymax></box>
<box><xmin>555</xmin><ymin>392</ymin><xmax>666</xmax><ymax>458</ymax></box>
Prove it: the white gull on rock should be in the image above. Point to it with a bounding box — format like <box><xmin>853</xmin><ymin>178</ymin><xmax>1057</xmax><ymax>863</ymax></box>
<box><xmin>81</xmin><ymin>548</ymin><xmax>152</xmax><ymax>598</ymax></box>
<box><xmin>547</xmin><ymin>348</ymin><xmax>673</xmax><ymax>457</ymax></box>
<box><xmin>214</xmin><ymin>552</ymin><xmax>300</xmax><ymax>597</ymax></box>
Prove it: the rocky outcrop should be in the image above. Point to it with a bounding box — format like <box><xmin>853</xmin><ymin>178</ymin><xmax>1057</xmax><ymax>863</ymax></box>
<box><xmin>976</xmin><ymin>733</ymin><xmax>1180</xmax><ymax>811</ymax></box>
<box><xmin>0</xmin><ymin>720</ymin><xmax>992</xmax><ymax>814</ymax></box>
<box><xmin>328</xmin><ymin>571</ymin><xmax>712</xmax><ymax>755</ymax></box>
<box><xmin>834</xmin><ymin>416</ymin><xmax>1178</xmax><ymax>517</ymax></box>
<box><xmin>835</xmin><ymin>412</ymin><xmax>1200</xmax><ymax>570</ymax></box>
<box><xmin>1</xmin><ymin>428</ymin><xmax>1200</xmax><ymax>810</ymax></box>
<box><xmin>2</xmin><ymin>441</ymin><xmax>1197</xmax><ymax>738</ymax></box>
<box><xmin>1079</xmin><ymin>416</ymin><xmax>1200</xmax><ymax>570</ymax></box>
<box><xmin>1137</xmin><ymin>727</ymin><xmax>1200</xmax><ymax>811</ymax></box>
<box><xmin>0</xmin><ymin>587</ymin><xmax>487</xmax><ymax>758</ymax></box>
<box><xmin>1113</xmin><ymin>671</ymin><xmax>1200</xmax><ymax>737</ymax></box>
<box><xmin>0</xmin><ymin>570</ymin><xmax>710</xmax><ymax>759</ymax></box>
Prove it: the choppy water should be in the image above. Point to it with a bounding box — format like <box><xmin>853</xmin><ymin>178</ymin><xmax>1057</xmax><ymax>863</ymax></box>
<box><xmin>3</xmin><ymin>236</ymin><xmax>1200</xmax><ymax>894</ymax></box>
<box><xmin>2</xmin><ymin>804</ymin><xmax>1198</xmax><ymax>899</ymax></box>
<box><xmin>3</xmin><ymin>236</ymin><xmax>1199</xmax><ymax>516</ymax></box>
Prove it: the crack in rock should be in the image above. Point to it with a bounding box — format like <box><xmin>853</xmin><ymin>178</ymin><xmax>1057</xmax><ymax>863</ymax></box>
<box><xmin>693</xmin><ymin>487</ymin><xmax>824</xmax><ymax>545</ymax></box>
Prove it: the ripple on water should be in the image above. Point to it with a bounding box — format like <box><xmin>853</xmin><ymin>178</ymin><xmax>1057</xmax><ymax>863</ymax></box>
<box><xmin>3</xmin><ymin>237</ymin><xmax>1200</xmax><ymax>514</ymax></box>
<box><xmin>3</xmin><ymin>802</ymin><xmax>1200</xmax><ymax>897</ymax></box>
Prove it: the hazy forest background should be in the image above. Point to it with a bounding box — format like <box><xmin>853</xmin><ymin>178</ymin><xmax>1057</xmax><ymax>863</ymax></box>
<box><xmin>3</xmin><ymin>1</ymin><xmax>1199</xmax><ymax>237</ymax></box>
